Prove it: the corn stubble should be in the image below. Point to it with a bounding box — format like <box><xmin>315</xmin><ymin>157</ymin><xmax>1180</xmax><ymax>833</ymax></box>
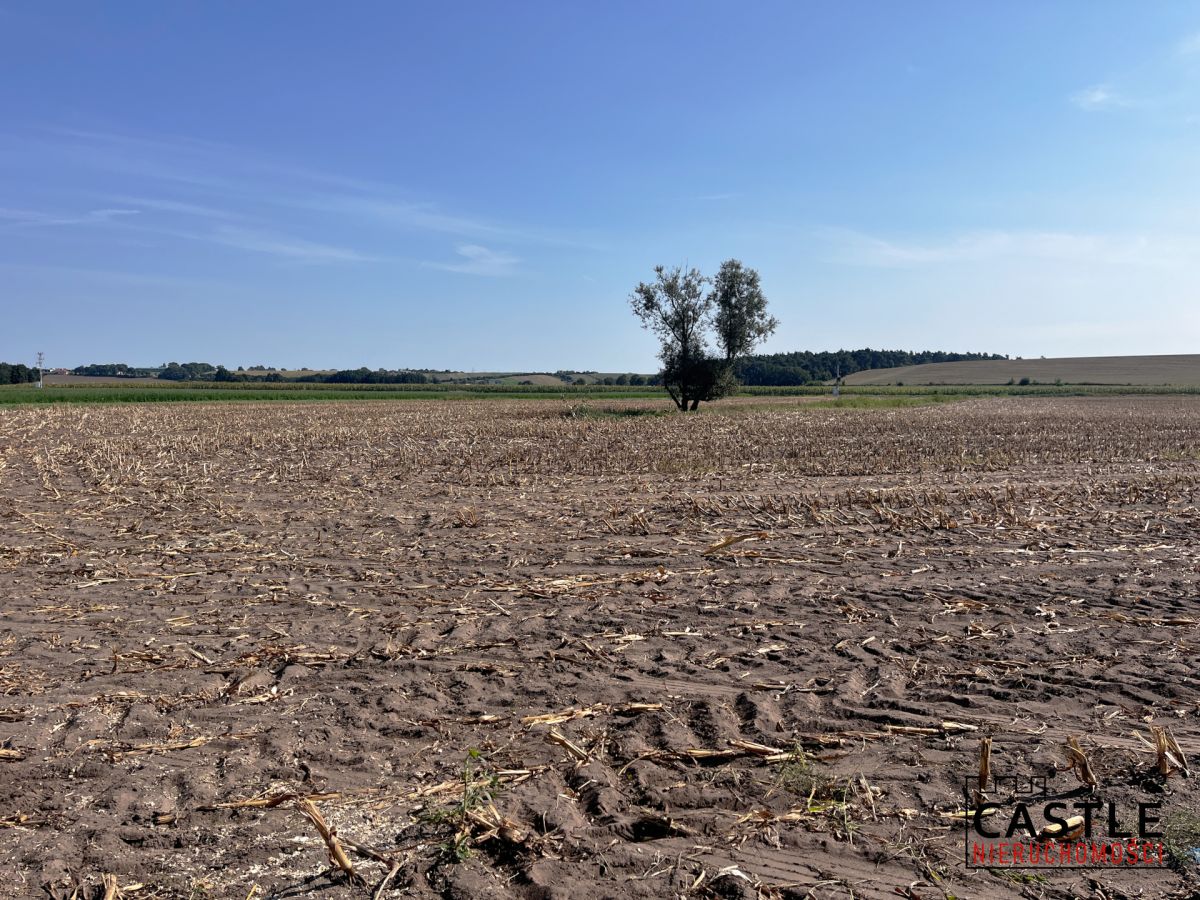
<box><xmin>0</xmin><ymin>396</ymin><xmax>1197</xmax><ymax>898</ymax></box>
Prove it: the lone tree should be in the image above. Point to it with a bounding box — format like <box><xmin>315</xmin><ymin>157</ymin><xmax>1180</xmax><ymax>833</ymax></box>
<box><xmin>630</xmin><ymin>260</ymin><xmax>777</xmax><ymax>411</ymax></box>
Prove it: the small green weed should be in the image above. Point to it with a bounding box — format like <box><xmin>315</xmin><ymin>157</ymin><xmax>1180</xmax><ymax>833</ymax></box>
<box><xmin>1164</xmin><ymin>809</ymin><xmax>1200</xmax><ymax>871</ymax></box>
<box><xmin>416</xmin><ymin>749</ymin><xmax>501</xmax><ymax>863</ymax></box>
<box><xmin>773</xmin><ymin>745</ymin><xmax>846</xmax><ymax>811</ymax></box>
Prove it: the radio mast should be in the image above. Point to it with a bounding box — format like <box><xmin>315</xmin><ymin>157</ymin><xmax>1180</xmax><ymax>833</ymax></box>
<box><xmin>36</xmin><ymin>351</ymin><xmax>44</xmax><ymax>389</ymax></box>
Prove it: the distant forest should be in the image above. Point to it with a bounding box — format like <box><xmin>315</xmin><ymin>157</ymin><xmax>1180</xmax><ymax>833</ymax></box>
<box><xmin>0</xmin><ymin>362</ymin><xmax>42</xmax><ymax>384</ymax></box>
<box><xmin>70</xmin><ymin>362</ymin><xmax>432</xmax><ymax>384</ymax></box>
<box><xmin>735</xmin><ymin>349</ymin><xmax>1007</xmax><ymax>385</ymax></box>
<box><xmin>66</xmin><ymin>349</ymin><xmax>1007</xmax><ymax>386</ymax></box>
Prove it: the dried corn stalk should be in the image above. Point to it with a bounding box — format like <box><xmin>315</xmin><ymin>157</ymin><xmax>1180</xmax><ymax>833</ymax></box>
<box><xmin>1038</xmin><ymin>814</ymin><xmax>1085</xmax><ymax>841</ymax></box>
<box><xmin>974</xmin><ymin>737</ymin><xmax>992</xmax><ymax>807</ymax></box>
<box><xmin>545</xmin><ymin>729</ymin><xmax>590</xmax><ymax>763</ymax></box>
<box><xmin>1151</xmin><ymin>725</ymin><xmax>1190</xmax><ymax>778</ymax></box>
<box><xmin>296</xmin><ymin>798</ymin><xmax>359</xmax><ymax>883</ymax></box>
<box><xmin>703</xmin><ymin>531</ymin><xmax>769</xmax><ymax>556</ymax></box>
<box><xmin>1065</xmin><ymin>737</ymin><xmax>1098</xmax><ymax>792</ymax></box>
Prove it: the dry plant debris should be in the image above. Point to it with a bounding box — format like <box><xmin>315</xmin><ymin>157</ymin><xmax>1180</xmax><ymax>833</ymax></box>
<box><xmin>1065</xmin><ymin>736</ymin><xmax>1100</xmax><ymax>791</ymax></box>
<box><xmin>1149</xmin><ymin>724</ymin><xmax>1191</xmax><ymax>778</ymax></box>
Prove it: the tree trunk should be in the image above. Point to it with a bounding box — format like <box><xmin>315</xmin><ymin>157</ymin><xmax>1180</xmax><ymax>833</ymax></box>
<box><xmin>689</xmin><ymin>398</ymin><xmax>700</xmax><ymax>411</ymax></box>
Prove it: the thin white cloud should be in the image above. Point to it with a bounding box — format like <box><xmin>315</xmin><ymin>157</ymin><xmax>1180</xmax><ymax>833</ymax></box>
<box><xmin>424</xmin><ymin>244</ymin><xmax>519</xmax><ymax>276</ymax></box>
<box><xmin>315</xmin><ymin>196</ymin><xmax>518</xmax><ymax>241</ymax></box>
<box><xmin>0</xmin><ymin>207</ymin><xmax>60</xmax><ymax>225</ymax></box>
<box><xmin>311</xmin><ymin>194</ymin><xmax>601</xmax><ymax>249</ymax></box>
<box><xmin>1070</xmin><ymin>84</ymin><xmax>1128</xmax><ymax>110</ymax></box>
<box><xmin>819</xmin><ymin>226</ymin><xmax>1193</xmax><ymax>268</ymax></box>
<box><xmin>1075</xmin><ymin>84</ymin><xmax>1128</xmax><ymax>111</ymax></box>
<box><xmin>0</xmin><ymin>206</ymin><xmax>139</xmax><ymax>227</ymax></box>
<box><xmin>38</xmin><ymin>126</ymin><xmax>380</xmax><ymax>195</ymax></box>
<box><xmin>208</xmin><ymin>226</ymin><xmax>372</xmax><ymax>263</ymax></box>
<box><xmin>0</xmin><ymin>259</ymin><xmax>235</xmax><ymax>291</ymax></box>
<box><xmin>99</xmin><ymin>195</ymin><xmax>235</xmax><ymax>221</ymax></box>
<box><xmin>87</xmin><ymin>208</ymin><xmax>141</xmax><ymax>225</ymax></box>
<box><xmin>1177</xmin><ymin>31</ymin><xmax>1200</xmax><ymax>56</ymax></box>
<box><xmin>8</xmin><ymin>126</ymin><xmax>594</xmax><ymax>248</ymax></box>
<box><xmin>0</xmin><ymin>199</ymin><xmax>371</xmax><ymax>264</ymax></box>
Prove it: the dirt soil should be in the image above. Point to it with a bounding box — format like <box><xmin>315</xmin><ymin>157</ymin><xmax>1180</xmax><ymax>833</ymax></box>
<box><xmin>0</xmin><ymin>397</ymin><xmax>1198</xmax><ymax>899</ymax></box>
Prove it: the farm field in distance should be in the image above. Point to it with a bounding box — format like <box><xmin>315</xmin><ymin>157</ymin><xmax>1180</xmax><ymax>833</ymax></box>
<box><xmin>8</xmin><ymin>379</ymin><xmax>1200</xmax><ymax>409</ymax></box>
<box><xmin>40</xmin><ymin>372</ymin><xmax>651</xmax><ymax>389</ymax></box>
<box><xmin>1</xmin><ymin>396</ymin><xmax>1199</xmax><ymax>899</ymax></box>
<box><xmin>842</xmin><ymin>353</ymin><xmax>1200</xmax><ymax>386</ymax></box>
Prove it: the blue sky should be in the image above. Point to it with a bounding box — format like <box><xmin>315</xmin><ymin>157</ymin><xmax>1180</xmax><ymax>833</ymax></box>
<box><xmin>2</xmin><ymin>2</ymin><xmax>1199</xmax><ymax>371</ymax></box>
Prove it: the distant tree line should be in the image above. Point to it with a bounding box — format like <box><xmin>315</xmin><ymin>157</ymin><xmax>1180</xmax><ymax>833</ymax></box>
<box><xmin>68</xmin><ymin>349</ymin><xmax>1007</xmax><ymax>389</ymax></box>
<box><xmin>294</xmin><ymin>368</ymin><xmax>429</xmax><ymax>384</ymax></box>
<box><xmin>587</xmin><ymin>374</ymin><xmax>649</xmax><ymax>386</ymax></box>
<box><xmin>218</xmin><ymin>365</ymin><xmax>429</xmax><ymax>384</ymax></box>
<box><xmin>0</xmin><ymin>362</ymin><xmax>40</xmax><ymax>384</ymax></box>
<box><xmin>159</xmin><ymin>362</ymin><xmax>218</xmax><ymax>381</ymax></box>
<box><xmin>71</xmin><ymin>363</ymin><xmax>159</xmax><ymax>378</ymax></box>
<box><xmin>72</xmin><ymin>362</ymin><xmax>431</xmax><ymax>384</ymax></box>
<box><xmin>734</xmin><ymin>349</ymin><xmax>1007</xmax><ymax>386</ymax></box>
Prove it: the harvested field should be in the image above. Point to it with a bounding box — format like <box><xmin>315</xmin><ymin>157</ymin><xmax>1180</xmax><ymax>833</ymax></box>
<box><xmin>1</xmin><ymin>397</ymin><xmax>1198</xmax><ymax>899</ymax></box>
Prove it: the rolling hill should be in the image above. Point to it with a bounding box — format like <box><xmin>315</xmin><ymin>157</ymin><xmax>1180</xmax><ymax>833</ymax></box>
<box><xmin>842</xmin><ymin>354</ymin><xmax>1200</xmax><ymax>386</ymax></box>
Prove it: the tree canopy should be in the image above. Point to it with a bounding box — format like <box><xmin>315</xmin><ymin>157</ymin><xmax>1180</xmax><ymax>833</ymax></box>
<box><xmin>0</xmin><ymin>362</ymin><xmax>39</xmax><ymax>384</ymax></box>
<box><xmin>630</xmin><ymin>260</ymin><xmax>777</xmax><ymax>411</ymax></box>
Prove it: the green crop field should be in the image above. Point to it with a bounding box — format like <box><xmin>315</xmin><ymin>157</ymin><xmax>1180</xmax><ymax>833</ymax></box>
<box><xmin>0</xmin><ymin>382</ymin><xmax>668</xmax><ymax>404</ymax></box>
<box><xmin>2</xmin><ymin>379</ymin><xmax>1198</xmax><ymax>405</ymax></box>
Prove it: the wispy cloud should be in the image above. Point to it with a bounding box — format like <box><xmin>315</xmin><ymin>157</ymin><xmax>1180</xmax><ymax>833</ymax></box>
<box><xmin>1177</xmin><ymin>31</ymin><xmax>1200</xmax><ymax>56</ymax></box>
<box><xmin>0</xmin><ymin>206</ymin><xmax>139</xmax><ymax>228</ymax></box>
<box><xmin>5</xmin><ymin>126</ymin><xmax>593</xmax><ymax>252</ymax></box>
<box><xmin>819</xmin><ymin>226</ymin><xmax>1192</xmax><ymax>268</ymax></box>
<box><xmin>0</xmin><ymin>259</ymin><xmax>235</xmax><ymax>291</ymax></box>
<box><xmin>313</xmin><ymin>196</ymin><xmax>518</xmax><ymax>241</ymax></box>
<box><xmin>0</xmin><ymin>197</ymin><xmax>369</xmax><ymax>264</ymax></box>
<box><xmin>33</xmin><ymin>126</ymin><xmax>379</xmax><ymax>196</ymax></box>
<box><xmin>310</xmin><ymin>194</ymin><xmax>601</xmax><ymax>249</ymax></box>
<box><xmin>1065</xmin><ymin>30</ymin><xmax>1200</xmax><ymax>119</ymax></box>
<box><xmin>1070</xmin><ymin>84</ymin><xmax>1128</xmax><ymax>110</ymax></box>
<box><xmin>424</xmin><ymin>244</ymin><xmax>519</xmax><ymax>276</ymax></box>
<box><xmin>207</xmin><ymin>226</ymin><xmax>373</xmax><ymax>263</ymax></box>
<box><xmin>98</xmin><ymin>195</ymin><xmax>235</xmax><ymax>221</ymax></box>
